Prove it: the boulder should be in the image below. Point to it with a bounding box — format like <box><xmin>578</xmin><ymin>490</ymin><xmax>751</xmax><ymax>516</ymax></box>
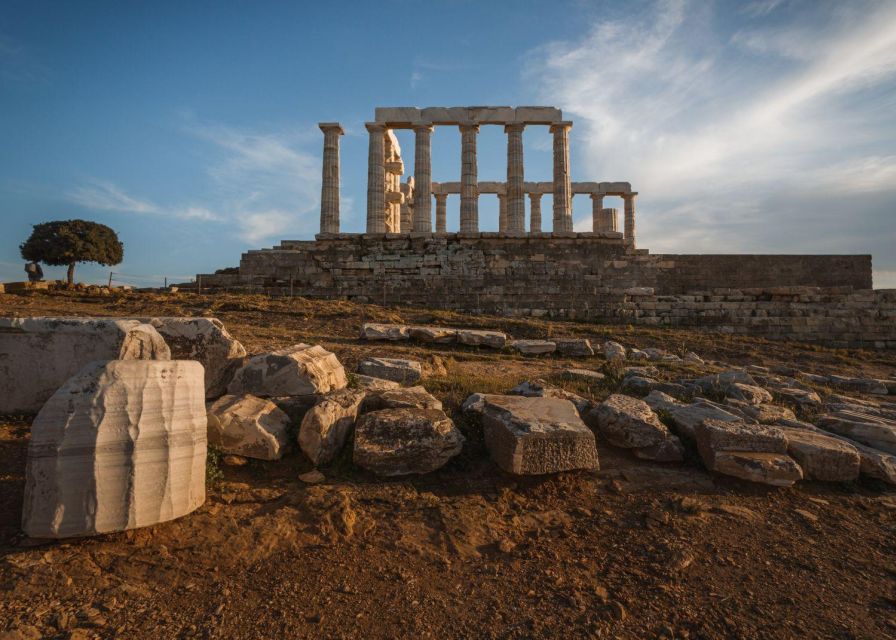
<box><xmin>776</xmin><ymin>387</ymin><xmax>823</xmax><ymax>407</ymax></box>
<box><xmin>357</xmin><ymin>357</ymin><xmax>423</xmax><ymax>384</ymax></box>
<box><xmin>365</xmin><ymin>386</ymin><xmax>443</xmax><ymax>411</ymax></box>
<box><xmin>299</xmin><ymin>389</ymin><xmax>367</xmax><ymax>466</ymax></box>
<box><xmin>408</xmin><ymin>326</ymin><xmax>457</xmax><ymax>343</ymax></box>
<box><xmin>228</xmin><ymin>344</ymin><xmax>347</xmax><ymax>397</ymax></box>
<box><xmin>726</xmin><ymin>383</ymin><xmax>774</xmax><ymax>405</ymax></box>
<box><xmin>136</xmin><ymin>317</ymin><xmax>246</xmax><ymax>398</ymax></box>
<box><xmin>207</xmin><ymin>394</ymin><xmax>291</xmax><ymax>460</ymax></box>
<box><xmin>827</xmin><ymin>375</ymin><xmax>889</xmax><ymax>396</ymax></box>
<box><xmin>644</xmin><ymin>392</ymin><xmax>743</xmax><ymax>439</ymax></box>
<box><xmin>456</xmin><ymin>329</ymin><xmax>507</xmax><ymax>349</ymax></box>
<box><xmin>816</xmin><ymin>411</ymin><xmax>896</xmax><ymax>454</ymax></box>
<box><xmin>508</xmin><ymin>380</ymin><xmax>590</xmax><ymax>416</ymax></box>
<box><xmin>710</xmin><ymin>451</ymin><xmax>803</xmax><ymax>487</ymax></box>
<box><xmin>510</xmin><ymin>339</ymin><xmax>556</xmax><ymax>355</ymax></box>
<box><xmin>620</xmin><ymin>376</ymin><xmax>658</xmax><ymax>396</ymax></box>
<box><xmin>563</xmin><ymin>369</ymin><xmax>606</xmax><ymax>384</ymax></box>
<box><xmin>851</xmin><ymin>440</ymin><xmax>896</xmax><ymax>484</ymax></box>
<box><xmin>555</xmin><ymin>338</ymin><xmax>594</xmax><ymax>357</ymax></box>
<box><xmin>587</xmin><ymin>394</ymin><xmax>670</xmax><ymax>448</ymax></box>
<box><xmin>472</xmin><ymin>394</ymin><xmax>599</xmax><ymax>475</ymax></box>
<box><xmin>352</xmin><ymin>375</ymin><xmax>401</xmax><ymax>391</ymax></box>
<box><xmin>353</xmin><ymin>408</ymin><xmax>464</xmax><ymax>476</ymax></box>
<box><xmin>633</xmin><ymin>435</ymin><xmax>686</xmax><ymax>463</ymax></box>
<box><xmin>779</xmin><ymin>428</ymin><xmax>860</xmax><ymax>482</ymax></box>
<box><xmin>0</xmin><ymin>317</ymin><xmax>170</xmax><ymax>414</ymax></box>
<box><xmin>731</xmin><ymin>402</ymin><xmax>797</xmax><ymax>424</ymax></box>
<box><xmin>360</xmin><ymin>323</ymin><xmax>410</xmax><ymax>341</ymax></box>
<box><xmin>603</xmin><ymin>341</ymin><xmax>627</xmax><ymax>361</ymax></box>
<box><xmin>22</xmin><ymin>360</ymin><xmax>206</xmax><ymax>538</ymax></box>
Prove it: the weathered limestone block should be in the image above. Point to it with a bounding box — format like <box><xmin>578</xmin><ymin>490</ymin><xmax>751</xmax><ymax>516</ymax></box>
<box><xmin>360</xmin><ymin>323</ymin><xmax>411</xmax><ymax>341</ymax></box>
<box><xmin>353</xmin><ymin>408</ymin><xmax>464</xmax><ymax>476</ymax></box>
<box><xmin>603</xmin><ymin>341</ymin><xmax>627</xmax><ymax>361</ymax></box>
<box><xmin>587</xmin><ymin>394</ymin><xmax>670</xmax><ymax>448</ymax></box>
<box><xmin>457</xmin><ymin>329</ymin><xmax>508</xmax><ymax>349</ymax></box>
<box><xmin>357</xmin><ymin>357</ymin><xmax>423</xmax><ymax>384</ymax></box>
<box><xmin>694</xmin><ymin>419</ymin><xmax>800</xmax><ymax>486</ymax></box>
<box><xmin>725</xmin><ymin>383</ymin><xmax>774</xmax><ymax>405</ymax></box>
<box><xmin>693</xmin><ymin>370</ymin><xmax>758</xmax><ymax>394</ymax></box>
<box><xmin>299</xmin><ymin>389</ymin><xmax>367</xmax><ymax>466</ymax></box>
<box><xmin>472</xmin><ymin>394</ymin><xmax>599</xmax><ymax>475</ymax></box>
<box><xmin>644</xmin><ymin>391</ymin><xmax>743</xmax><ymax>439</ymax></box>
<box><xmin>776</xmin><ymin>387</ymin><xmax>823</xmax><ymax>407</ymax></box>
<box><xmin>508</xmin><ymin>380</ymin><xmax>590</xmax><ymax>416</ymax></box>
<box><xmin>511</xmin><ymin>339</ymin><xmax>556</xmax><ymax>355</ymax></box>
<box><xmin>228</xmin><ymin>344</ymin><xmax>347</xmax><ymax>397</ymax></box>
<box><xmin>22</xmin><ymin>360</ymin><xmax>206</xmax><ymax>538</ymax></box>
<box><xmin>710</xmin><ymin>451</ymin><xmax>803</xmax><ymax>487</ymax></box>
<box><xmin>563</xmin><ymin>368</ymin><xmax>606</xmax><ymax>384</ymax></box>
<box><xmin>365</xmin><ymin>386</ymin><xmax>443</xmax><ymax>411</ymax></box>
<box><xmin>353</xmin><ymin>375</ymin><xmax>401</xmax><ymax>391</ymax></box>
<box><xmin>408</xmin><ymin>326</ymin><xmax>457</xmax><ymax>343</ymax></box>
<box><xmin>555</xmin><ymin>338</ymin><xmax>594</xmax><ymax>357</ymax></box>
<box><xmin>207</xmin><ymin>394</ymin><xmax>291</xmax><ymax>460</ymax></box>
<box><xmin>139</xmin><ymin>317</ymin><xmax>247</xmax><ymax>399</ymax></box>
<box><xmin>0</xmin><ymin>317</ymin><xmax>170</xmax><ymax>414</ymax></box>
<box><xmin>827</xmin><ymin>375</ymin><xmax>889</xmax><ymax>395</ymax></box>
<box><xmin>779</xmin><ymin>428</ymin><xmax>860</xmax><ymax>482</ymax></box>
<box><xmin>815</xmin><ymin>411</ymin><xmax>896</xmax><ymax>454</ymax></box>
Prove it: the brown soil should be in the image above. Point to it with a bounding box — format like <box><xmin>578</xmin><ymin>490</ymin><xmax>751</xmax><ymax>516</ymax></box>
<box><xmin>1</xmin><ymin>290</ymin><xmax>895</xmax><ymax>640</ymax></box>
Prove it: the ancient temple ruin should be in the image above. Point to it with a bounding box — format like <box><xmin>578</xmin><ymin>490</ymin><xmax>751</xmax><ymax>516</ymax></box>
<box><xmin>197</xmin><ymin>106</ymin><xmax>891</xmax><ymax>348</ymax></box>
<box><xmin>317</xmin><ymin>106</ymin><xmax>637</xmax><ymax>239</ymax></box>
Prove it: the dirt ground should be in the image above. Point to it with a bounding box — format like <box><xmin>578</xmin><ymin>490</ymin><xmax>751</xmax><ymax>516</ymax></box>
<box><xmin>1</xmin><ymin>290</ymin><xmax>895</xmax><ymax>639</ymax></box>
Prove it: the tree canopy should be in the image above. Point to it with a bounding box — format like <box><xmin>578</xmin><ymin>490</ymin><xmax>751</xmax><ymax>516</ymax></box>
<box><xmin>20</xmin><ymin>219</ymin><xmax>124</xmax><ymax>284</ymax></box>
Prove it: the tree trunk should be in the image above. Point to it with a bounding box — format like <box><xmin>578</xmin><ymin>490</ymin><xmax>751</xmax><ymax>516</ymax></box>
<box><xmin>67</xmin><ymin>262</ymin><xmax>76</xmax><ymax>285</ymax></box>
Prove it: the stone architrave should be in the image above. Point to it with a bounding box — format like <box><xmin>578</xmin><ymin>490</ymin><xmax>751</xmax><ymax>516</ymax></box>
<box><xmin>22</xmin><ymin>360</ymin><xmax>206</xmax><ymax>539</ymax></box>
<box><xmin>529</xmin><ymin>193</ymin><xmax>543</xmax><ymax>232</ymax></box>
<box><xmin>434</xmin><ymin>194</ymin><xmax>448</xmax><ymax>233</ymax></box>
<box><xmin>318</xmin><ymin>123</ymin><xmax>344</xmax><ymax>234</ymax></box>
<box><xmin>459</xmin><ymin>123</ymin><xmax>479</xmax><ymax>232</ymax></box>
<box><xmin>590</xmin><ymin>194</ymin><xmax>604</xmax><ymax>232</ymax></box>
<box><xmin>623</xmin><ymin>193</ymin><xmax>637</xmax><ymax>244</ymax></box>
<box><xmin>0</xmin><ymin>317</ymin><xmax>171</xmax><ymax>414</ymax></box>
<box><xmin>365</xmin><ymin>123</ymin><xmax>386</xmax><ymax>233</ymax></box>
<box><xmin>551</xmin><ymin>121</ymin><xmax>573</xmax><ymax>232</ymax></box>
<box><xmin>413</xmin><ymin>124</ymin><xmax>434</xmax><ymax>232</ymax></box>
<box><xmin>505</xmin><ymin>123</ymin><xmax>526</xmax><ymax>232</ymax></box>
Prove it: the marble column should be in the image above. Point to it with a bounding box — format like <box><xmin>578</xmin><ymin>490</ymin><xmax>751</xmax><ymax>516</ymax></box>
<box><xmin>434</xmin><ymin>194</ymin><xmax>448</xmax><ymax>233</ymax></box>
<box><xmin>497</xmin><ymin>193</ymin><xmax>507</xmax><ymax>232</ymax></box>
<box><xmin>623</xmin><ymin>193</ymin><xmax>637</xmax><ymax>244</ymax></box>
<box><xmin>550</xmin><ymin>121</ymin><xmax>573</xmax><ymax>232</ymax></box>
<box><xmin>365</xmin><ymin>123</ymin><xmax>386</xmax><ymax>233</ymax></box>
<box><xmin>600</xmin><ymin>208</ymin><xmax>618</xmax><ymax>232</ymax></box>
<box><xmin>400</xmin><ymin>178</ymin><xmax>414</xmax><ymax>233</ymax></box>
<box><xmin>505</xmin><ymin>123</ymin><xmax>525</xmax><ymax>232</ymax></box>
<box><xmin>413</xmin><ymin>124</ymin><xmax>434</xmax><ymax>232</ymax></box>
<box><xmin>528</xmin><ymin>193</ymin><xmax>543</xmax><ymax>233</ymax></box>
<box><xmin>590</xmin><ymin>194</ymin><xmax>604</xmax><ymax>233</ymax></box>
<box><xmin>459</xmin><ymin>124</ymin><xmax>479</xmax><ymax>233</ymax></box>
<box><xmin>318</xmin><ymin>123</ymin><xmax>344</xmax><ymax>234</ymax></box>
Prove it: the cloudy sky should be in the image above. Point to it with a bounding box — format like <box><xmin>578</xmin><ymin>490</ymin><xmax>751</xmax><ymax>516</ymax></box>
<box><xmin>1</xmin><ymin>0</ymin><xmax>894</xmax><ymax>287</ymax></box>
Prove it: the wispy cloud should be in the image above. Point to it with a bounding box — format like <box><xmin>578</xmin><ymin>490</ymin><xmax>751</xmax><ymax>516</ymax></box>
<box><xmin>525</xmin><ymin>0</ymin><xmax>896</xmax><ymax>277</ymax></box>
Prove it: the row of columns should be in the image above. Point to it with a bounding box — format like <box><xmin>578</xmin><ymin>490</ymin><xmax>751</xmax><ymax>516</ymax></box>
<box><xmin>319</xmin><ymin>121</ymin><xmax>636</xmax><ymax>243</ymax></box>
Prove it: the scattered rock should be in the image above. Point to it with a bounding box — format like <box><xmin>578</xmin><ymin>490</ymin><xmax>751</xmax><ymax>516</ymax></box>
<box><xmin>408</xmin><ymin>325</ymin><xmax>457</xmax><ymax>343</ymax></box>
<box><xmin>694</xmin><ymin>419</ymin><xmax>800</xmax><ymax>486</ymax></box>
<box><xmin>360</xmin><ymin>323</ymin><xmax>410</xmax><ymax>341</ymax></box>
<box><xmin>816</xmin><ymin>411</ymin><xmax>896</xmax><ymax>454</ymax></box>
<box><xmin>351</xmin><ymin>374</ymin><xmax>401</xmax><ymax>391</ymax></box>
<box><xmin>644</xmin><ymin>392</ymin><xmax>743</xmax><ymax>439</ymax></box>
<box><xmin>353</xmin><ymin>408</ymin><xmax>464</xmax><ymax>476</ymax></box>
<box><xmin>357</xmin><ymin>357</ymin><xmax>423</xmax><ymax>384</ymax></box>
<box><xmin>628</xmin><ymin>348</ymin><xmax>649</xmax><ymax>361</ymax></box>
<box><xmin>683</xmin><ymin>352</ymin><xmax>704</xmax><ymax>365</ymax></box>
<box><xmin>508</xmin><ymin>379</ymin><xmax>590</xmax><ymax>415</ymax></box>
<box><xmin>555</xmin><ymin>338</ymin><xmax>594</xmax><ymax>357</ymax></box>
<box><xmin>776</xmin><ymin>387</ymin><xmax>823</xmax><ymax>407</ymax></box>
<box><xmin>693</xmin><ymin>370</ymin><xmax>757</xmax><ymax>394</ymax></box>
<box><xmin>471</xmin><ymin>394</ymin><xmax>599</xmax><ymax>475</ymax></box>
<box><xmin>563</xmin><ymin>368</ymin><xmax>606</xmax><ymax>384</ymax></box>
<box><xmin>731</xmin><ymin>402</ymin><xmax>797</xmax><ymax>424</ymax></box>
<box><xmin>827</xmin><ymin>375</ymin><xmax>889</xmax><ymax>396</ymax></box>
<box><xmin>299</xmin><ymin>389</ymin><xmax>367</xmax><ymax>466</ymax></box>
<box><xmin>711</xmin><ymin>451</ymin><xmax>803</xmax><ymax>487</ymax></box>
<box><xmin>0</xmin><ymin>317</ymin><xmax>170</xmax><ymax>414</ymax></box>
<box><xmin>588</xmin><ymin>394</ymin><xmax>671</xmax><ymax>448</ymax></box>
<box><xmin>620</xmin><ymin>375</ymin><xmax>659</xmax><ymax>396</ymax></box>
<box><xmin>726</xmin><ymin>383</ymin><xmax>774</xmax><ymax>405</ymax></box>
<box><xmin>228</xmin><ymin>344</ymin><xmax>347</xmax><ymax>396</ymax></box>
<box><xmin>456</xmin><ymin>329</ymin><xmax>508</xmax><ymax>349</ymax></box>
<box><xmin>365</xmin><ymin>386</ymin><xmax>443</xmax><ymax>411</ymax></box>
<box><xmin>299</xmin><ymin>469</ymin><xmax>326</xmax><ymax>484</ymax></box>
<box><xmin>23</xmin><ymin>360</ymin><xmax>206</xmax><ymax>538</ymax></box>
<box><xmin>208</xmin><ymin>394</ymin><xmax>291</xmax><ymax>460</ymax></box>
<box><xmin>603</xmin><ymin>341</ymin><xmax>627</xmax><ymax>361</ymax></box>
<box><xmin>510</xmin><ymin>339</ymin><xmax>556</xmax><ymax>355</ymax></box>
<box><xmin>779</xmin><ymin>428</ymin><xmax>860</xmax><ymax>482</ymax></box>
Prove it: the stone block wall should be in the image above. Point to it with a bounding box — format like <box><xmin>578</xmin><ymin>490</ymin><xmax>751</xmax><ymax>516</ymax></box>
<box><xmin>195</xmin><ymin>234</ymin><xmax>892</xmax><ymax>348</ymax></box>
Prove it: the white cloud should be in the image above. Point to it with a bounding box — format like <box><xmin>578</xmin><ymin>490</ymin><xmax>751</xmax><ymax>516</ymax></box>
<box><xmin>68</xmin><ymin>180</ymin><xmax>160</xmax><ymax>214</ymax></box>
<box><xmin>525</xmin><ymin>0</ymin><xmax>896</xmax><ymax>275</ymax></box>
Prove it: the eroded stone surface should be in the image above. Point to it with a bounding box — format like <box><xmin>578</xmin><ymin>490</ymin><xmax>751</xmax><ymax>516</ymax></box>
<box><xmin>456</xmin><ymin>329</ymin><xmax>507</xmax><ymax>349</ymax></box>
<box><xmin>228</xmin><ymin>344</ymin><xmax>347</xmax><ymax>397</ymax></box>
<box><xmin>555</xmin><ymin>338</ymin><xmax>594</xmax><ymax>357</ymax></box>
<box><xmin>588</xmin><ymin>394</ymin><xmax>670</xmax><ymax>448</ymax></box>
<box><xmin>710</xmin><ymin>451</ymin><xmax>803</xmax><ymax>487</ymax></box>
<box><xmin>472</xmin><ymin>394</ymin><xmax>599</xmax><ymax>475</ymax></box>
<box><xmin>816</xmin><ymin>411</ymin><xmax>896</xmax><ymax>454</ymax></box>
<box><xmin>22</xmin><ymin>360</ymin><xmax>206</xmax><ymax>538</ymax></box>
<box><xmin>408</xmin><ymin>326</ymin><xmax>457</xmax><ymax>343</ymax></box>
<box><xmin>508</xmin><ymin>380</ymin><xmax>590</xmax><ymax>416</ymax></box>
<box><xmin>207</xmin><ymin>394</ymin><xmax>290</xmax><ymax>460</ymax></box>
<box><xmin>353</xmin><ymin>408</ymin><xmax>464</xmax><ymax>476</ymax></box>
<box><xmin>357</xmin><ymin>357</ymin><xmax>423</xmax><ymax>384</ymax></box>
<box><xmin>510</xmin><ymin>340</ymin><xmax>556</xmax><ymax>355</ymax></box>
<box><xmin>603</xmin><ymin>341</ymin><xmax>627</xmax><ymax>361</ymax></box>
<box><xmin>360</xmin><ymin>323</ymin><xmax>410</xmax><ymax>341</ymax></box>
<box><xmin>0</xmin><ymin>317</ymin><xmax>170</xmax><ymax>414</ymax></box>
<box><xmin>779</xmin><ymin>428</ymin><xmax>860</xmax><ymax>482</ymax></box>
<box><xmin>365</xmin><ymin>386</ymin><xmax>443</xmax><ymax>411</ymax></box>
<box><xmin>352</xmin><ymin>375</ymin><xmax>401</xmax><ymax>391</ymax></box>
<box><xmin>299</xmin><ymin>389</ymin><xmax>367</xmax><ymax>466</ymax></box>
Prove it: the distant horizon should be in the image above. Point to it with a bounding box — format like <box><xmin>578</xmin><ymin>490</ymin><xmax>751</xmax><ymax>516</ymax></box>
<box><xmin>2</xmin><ymin>0</ymin><xmax>895</xmax><ymax>288</ymax></box>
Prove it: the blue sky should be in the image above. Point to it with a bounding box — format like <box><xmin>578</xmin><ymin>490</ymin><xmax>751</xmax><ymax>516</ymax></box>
<box><xmin>2</xmin><ymin>0</ymin><xmax>895</xmax><ymax>288</ymax></box>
